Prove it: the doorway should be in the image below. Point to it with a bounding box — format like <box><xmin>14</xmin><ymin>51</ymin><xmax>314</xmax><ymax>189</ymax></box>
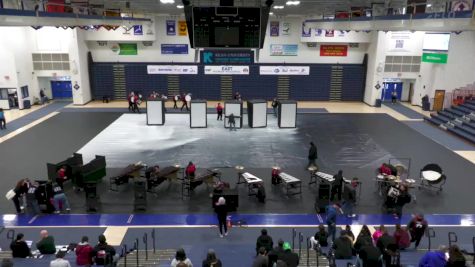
<box><xmin>381</xmin><ymin>82</ymin><xmax>403</xmax><ymax>102</ymax></box>
<box><xmin>51</xmin><ymin>81</ymin><xmax>72</xmax><ymax>99</ymax></box>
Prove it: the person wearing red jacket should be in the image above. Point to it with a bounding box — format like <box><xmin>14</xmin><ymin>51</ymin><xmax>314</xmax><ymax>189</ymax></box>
<box><xmin>185</xmin><ymin>162</ymin><xmax>196</xmax><ymax>178</ymax></box>
<box><xmin>75</xmin><ymin>236</ymin><xmax>93</xmax><ymax>266</ymax></box>
<box><xmin>393</xmin><ymin>224</ymin><xmax>410</xmax><ymax>250</ymax></box>
<box><xmin>216</xmin><ymin>103</ymin><xmax>223</xmax><ymax>121</ymax></box>
<box><xmin>56</xmin><ymin>166</ymin><xmax>67</xmax><ymax>189</ymax></box>
<box><xmin>408</xmin><ymin>214</ymin><xmax>428</xmax><ymax>249</ymax></box>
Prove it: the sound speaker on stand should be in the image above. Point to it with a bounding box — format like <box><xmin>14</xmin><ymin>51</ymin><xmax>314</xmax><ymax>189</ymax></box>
<box><xmin>134</xmin><ymin>178</ymin><xmax>147</xmax><ymax>211</ymax></box>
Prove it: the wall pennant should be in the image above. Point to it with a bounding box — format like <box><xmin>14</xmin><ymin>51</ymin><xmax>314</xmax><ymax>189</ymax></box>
<box><xmin>31</xmin><ymin>26</ymin><xmax>43</xmax><ymax>30</ymax></box>
<box><xmin>68</xmin><ymin>26</ymin><xmax>76</xmax><ymax>29</ymax></box>
<box><xmin>93</xmin><ymin>25</ymin><xmax>102</xmax><ymax>30</ymax></box>
<box><xmin>61</xmin><ymin>26</ymin><xmax>69</xmax><ymax>30</ymax></box>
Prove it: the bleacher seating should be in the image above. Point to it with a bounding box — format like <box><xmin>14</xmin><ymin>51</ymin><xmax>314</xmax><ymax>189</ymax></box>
<box><xmin>424</xmin><ymin>99</ymin><xmax>475</xmax><ymax>144</ymax></box>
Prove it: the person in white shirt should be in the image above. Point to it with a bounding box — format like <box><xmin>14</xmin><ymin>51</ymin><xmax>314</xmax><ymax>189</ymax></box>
<box><xmin>170</xmin><ymin>248</ymin><xmax>193</xmax><ymax>267</ymax></box>
<box><xmin>50</xmin><ymin>251</ymin><xmax>71</xmax><ymax>267</ymax></box>
<box><xmin>183</xmin><ymin>93</ymin><xmax>191</xmax><ymax>111</ymax></box>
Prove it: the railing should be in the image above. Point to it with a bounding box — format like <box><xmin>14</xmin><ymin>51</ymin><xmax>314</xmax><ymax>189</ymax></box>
<box><xmin>134</xmin><ymin>238</ymin><xmax>139</xmax><ymax>266</ymax></box>
<box><xmin>121</xmin><ymin>244</ymin><xmax>127</xmax><ymax>267</ymax></box>
<box><xmin>306</xmin><ymin>237</ymin><xmax>310</xmax><ymax>266</ymax></box>
<box><xmin>151</xmin><ymin>228</ymin><xmax>156</xmax><ymax>254</ymax></box>
<box><xmin>143</xmin><ymin>232</ymin><xmax>148</xmax><ymax>261</ymax></box>
<box><xmin>291</xmin><ymin>228</ymin><xmax>296</xmax><ymax>250</ymax></box>
<box><xmin>7</xmin><ymin>229</ymin><xmax>15</xmax><ymax>242</ymax></box>
<box><xmin>298</xmin><ymin>232</ymin><xmax>303</xmax><ymax>258</ymax></box>
<box><xmin>426</xmin><ymin>227</ymin><xmax>436</xmax><ymax>251</ymax></box>
<box><xmin>472</xmin><ymin>237</ymin><xmax>475</xmax><ymax>264</ymax></box>
<box><xmin>448</xmin><ymin>231</ymin><xmax>458</xmax><ymax>247</ymax></box>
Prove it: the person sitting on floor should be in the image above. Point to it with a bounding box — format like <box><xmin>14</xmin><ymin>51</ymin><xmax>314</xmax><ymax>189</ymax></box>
<box><xmin>202</xmin><ymin>249</ymin><xmax>222</xmax><ymax>267</ymax></box>
<box><xmin>75</xmin><ymin>236</ymin><xmax>93</xmax><ymax>266</ymax></box>
<box><xmin>171</xmin><ymin>248</ymin><xmax>193</xmax><ymax>267</ymax></box>
<box><xmin>372</xmin><ymin>225</ymin><xmax>385</xmax><ymax>245</ymax></box>
<box><xmin>92</xmin><ymin>235</ymin><xmax>118</xmax><ymax>266</ymax></box>
<box><xmin>10</xmin><ymin>233</ymin><xmax>31</xmax><ymax>258</ymax></box>
<box><xmin>50</xmin><ymin>250</ymin><xmax>71</xmax><ymax>267</ymax></box>
<box><xmin>1</xmin><ymin>259</ymin><xmax>13</xmax><ymax>267</ymax></box>
<box><xmin>332</xmin><ymin>230</ymin><xmax>354</xmax><ymax>259</ymax></box>
<box><xmin>345</xmin><ymin>225</ymin><xmax>355</xmax><ymax>242</ymax></box>
<box><xmin>256</xmin><ymin>229</ymin><xmax>274</xmax><ymax>254</ymax></box>
<box><xmin>37</xmin><ymin>230</ymin><xmax>56</xmax><ymax>255</ymax></box>
<box><xmin>310</xmin><ymin>224</ymin><xmax>329</xmax><ymax>249</ymax></box>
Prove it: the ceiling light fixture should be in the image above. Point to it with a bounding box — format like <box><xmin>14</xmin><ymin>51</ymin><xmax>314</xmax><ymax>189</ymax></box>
<box><xmin>273</xmin><ymin>5</ymin><xmax>284</xmax><ymax>9</ymax></box>
<box><xmin>426</xmin><ymin>3</ymin><xmax>432</xmax><ymax>7</ymax></box>
<box><xmin>285</xmin><ymin>0</ymin><xmax>300</xmax><ymax>5</ymax></box>
<box><xmin>160</xmin><ymin>0</ymin><xmax>175</xmax><ymax>4</ymax></box>
<box><xmin>269</xmin><ymin>12</ymin><xmax>274</xmax><ymax>15</ymax></box>
<box><xmin>177</xmin><ymin>4</ymin><xmax>184</xmax><ymax>8</ymax></box>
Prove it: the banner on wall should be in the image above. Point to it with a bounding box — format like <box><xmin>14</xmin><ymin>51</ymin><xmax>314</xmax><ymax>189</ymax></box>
<box><xmin>325</xmin><ymin>30</ymin><xmax>334</xmax><ymax>37</ymax></box>
<box><xmin>133</xmin><ymin>25</ymin><xmax>143</xmax><ymax>35</ymax></box>
<box><xmin>260</xmin><ymin>66</ymin><xmax>310</xmax><ymax>75</ymax></box>
<box><xmin>166</xmin><ymin>20</ymin><xmax>176</xmax><ymax>36</ymax></box>
<box><xmin>204</xmin><ymin>66</ymin><xmax>250</xmax><ymax>75</ymax></box>
<box><xmin>451</xmin><ymin>0</ymin><xmax>473</xmax><ymax>11</ymax></box>
<box><xmin>161</xmin><ymin>44</ymin><xmax>189</xmax><ymax>54</ymax></box>
<box><xmin>178</xmin><ymin>21</ymin><xmax>187</xmax><ymax>36</ymax></box>
<box><xmin>281</xmin><ymin>22</ymin><xmax>291</xmax><ymax>35</ymax></box>
<box><xmin>387</xmin><ymin>31</ymin><xmax>415</xmax><ymax>52</ymax></box>
<box><xmin>422</xmin><ymin>53</ymin><xmax>448</xmax><ymax>64</ymax></box>
<box><xmin>270</xmin><ymin>44</ymin><xmax>298</xmax><ymax>56</ymax></box>
<box><xmin>270</xmin><ymin>21</ymin><xmax>279</xmax><ymax>37</ymax></box>
<box><xmin>320</xmin><ymin>45</ymin><xmax>348</xmax><ymax>56</ymax></box>
<box><xmin>147</xmin><ymin>65</ymin><xmax>198</xmax><ymax>74</ymax></box>
<box><xmin>301</xmin><ymin>23</ymin><xmax>311</xmax><ymax>37</ymax></box>
<box><xmin>315</xmin><ymin>29</ymin><xmax>323</xmax><ymax>37</ymax></box>
<box><xmin>118</xmin><ymin>43</ymin><xmax>138</xmax><ymax>55</ymax></box>
<box><xmin>201</xmin><ymin>50</ymin><xmax>254</xmax><ymax>64</ymax></box>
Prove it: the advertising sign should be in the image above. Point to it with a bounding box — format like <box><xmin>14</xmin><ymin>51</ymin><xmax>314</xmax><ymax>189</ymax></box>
<box><xmin>422</xmin><ymin>53</ymin><xmax>448</xmax><ymax>64</ymax></box>
<box><xmin>204</xmin><ymin>66</ymin><xmax>250</xmax><ymax>75</ymax></box>
<box><xmin>161</xmin><ymin>44</ymin><xmax>189</xmax><ymax>54</ymax></box>
<box><xmin>201</xmin><ymin>50</ymin><xmax>254</xmax><ymax>64</ymax></box>
<box><xmin>270</xmin><ymin>44</ymin><xmax>298</xmax><ymax>56</ymax></box>
<box><xmin>320</xmin><ymin>45</ymin><xmax>348</xmax><ymax>56</ymax></box>
<box><xmin>166</xmin><ymin>20</ymin><xmax>176</xmax><ymax>35</ymax></box>
<box><xmin>147</xmin><ymin>65</ymin><xmax>198</xmax><ymax>74</ymax></box>
<box><xmin>178</xmin><ymin>21</ymin><xmax>187</xmax><ymax>36</ymax></box>
<box><xmin>260</xmin><ymin>66</ymin><xmax>310</xmax><ymax>75</ymax></box>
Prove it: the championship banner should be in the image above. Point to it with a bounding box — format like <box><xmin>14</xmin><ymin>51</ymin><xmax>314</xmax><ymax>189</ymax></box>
<box><xmin>161</xmin><ymin>44</ymin><xmax>189</xmax><ymax>54</ymax></box>
<box><xmin>178</xmin><ymin>21</ymin><xmax>187</xmax><ymax>36</ymax></box>
<box><xmin>270</xmin><ymin>44</ymin><xmax>298</xmax><ymax>56</ymax></box>
<box><xmin>166</xmin><ymin>20</ymin><xmax>176</xmax><ymax>36</ymax></box>
<box><xmin>260</xmin><ymin>66</ymin><xmax>310</xmax><ymax>75</ymax></box>
<box><xmin>281</xmin><ymin>22</ymin><xmax>291</xmax><ymax>35</ymax></box>
<box><xmin>147</xmin><ymin>65</ymin><xmax>198</xmax><ymax>75</ymax></box>
<box><xmin>270</xmin><ymin>21</ymin><xmax>279</xmax><ymax>37</ymax></box>
<box><xmin>301</xmin><ymin>23</ymin><xmax>311</xmax><ymax>37</ymax></box>
<box><xmin>325</xmin><ymin>30</ymin><xmax>334</xmax><ymax>37</ymax></box>
<box><xmin>204</xmin><ymin>66</ymin><xmax>250</xmax><ymax>75</ymax></box>
<box><xmin>451</xmin><ymin>0</ymin><xmax>473</xmax><ymax>11</ymax></box>
<box><xmin>320</xmin><ymin>45</ymin><xmax>348</xmax><ymax>56</ymax></box>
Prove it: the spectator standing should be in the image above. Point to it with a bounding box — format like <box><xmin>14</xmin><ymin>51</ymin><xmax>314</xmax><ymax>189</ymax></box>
<box><xmin>75</xmin><ymin>236</ymin><xmax>93</xmax><ymax>266</ymax></box>
<box><xmin>216</xmin><ymin>103</ymin><xmax>223</xmax><ymax>121</ymax></box>
<box><xmin>408</xmin><ymin>214</ymin><xmax>428</xmax><ymax>249</ymax></box>
<box><xmin>50</xmin><ymin>251</ymin><xmax>71</xmax><ymax>267</ymax></box>
<box><xmin>202</xmin><ymin>249</ymin><xmax>222</xmax><ymax>267</ymax></box>
<box><xmin>256</xmin><ymin>229</ymin><xmax>273</xmax><ymax>254</ymax></box>
<box><xmin>171</xmin><ymin>248</ymin><xmax>193</xmax><ymax>267</ymax></box>
<box><xmin>10</xmin><ymin>233</ymin><xmax>31</xmax><ymax>258</ymax></box>
<box><xmin>37</xmin><ymin>230</ymin><xmax>56</xmax><ymax>255</ymax></box>
<box><xmin>215</xmin><ymin>197</ymin><xmax>228</xmax><ymax>238</ymax></box>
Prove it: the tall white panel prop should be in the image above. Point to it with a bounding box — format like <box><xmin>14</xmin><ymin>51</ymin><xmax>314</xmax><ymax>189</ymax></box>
<box><xmin>278</xmin><ymin>100</ymin><xmax>297</xmax><ymax>128</ymax></box>
<box><xmin>146</xmin><ymin>99</ymin><xmax>165</xmax><ymax>125</ymax></box>
<box><xmin>247</xmin><ymin>99</ymin><xmax>267</xmax><ymax>128</ymax></box>
<box><xmin>224</xmin><ymin>100</ymin><xmax>243</xmax><ymax>128</ymax></box>
<box><xmin>190</xmin><ymin>100</ymin><xmax>207</xmax><ymax>128</ymax></box>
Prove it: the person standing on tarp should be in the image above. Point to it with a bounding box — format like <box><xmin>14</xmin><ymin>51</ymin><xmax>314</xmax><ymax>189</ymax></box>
<box><xmin>307</xmin><ymin>142</ymin><xmax>318</xmax><ymax>169</ymax></box>
<box><xmin>228</xmin><ymin>113</ymin><xmax>236</xmax><ymax>131</ymax></box>
<box><xmin>216</xmin><ymin>103</ymin><xmax>223</xmax><ymax>121</ymax></box>
<box><xmin>173</xmin><ymin>94</ymin><xmax>179</xmax><ymax>109</ymax></box>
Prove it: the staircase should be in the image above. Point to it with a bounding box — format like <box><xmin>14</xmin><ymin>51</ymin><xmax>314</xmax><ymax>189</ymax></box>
<box><xmin>220</xmin><ymin>76</ymin><xmax>233</xmax><ymax>100</ymax></box>
<box><xmin>295</xmin><ymin>249</ymin><xmax>330</xmax><ymax>267</ymax></box>
<box><xmin>329</xmin><ymin>66</ymin><xmax>343</xmax><ymax>101</ymax></box>
<box><xmin>167</xmin><ymin>75</ymin><xmax>180</xmax><ymax>97</ymax></box>
<box><xmin>277</xmin><ymin>76</ymin><xmax>290</xmax><ymax>100</ymax></box>
<box><xmin>113</xmin><ymin>64</ymin><xmax>127</xmax><ymax>100</ymax></box>
<box><xmin>117</xmin><ymin>249</ymin><xmax>175</xmax><ymax>267</ymax></box>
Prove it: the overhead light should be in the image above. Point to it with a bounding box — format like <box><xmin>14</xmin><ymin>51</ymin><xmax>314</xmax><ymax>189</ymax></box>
<box><xmin>160</xmin><ymin>0</ymin><xmax>175</xmax><ymax>4</ymax></box>
<box><xmin>286</xmin><ymin>0</ymin><xmax>300</xmax><ymax>5</ymax></box>
<box><xmin>426</xmin><ymin>4</ymin><xmax>432</xmax><ymax>7</ymax></box>
<box><xmin>269</xmin><ymin>12</ymin><xmax>274</xmax><ymax>15</ymax></box>
<box><xmin>177</xmin><ymin>4</ymin><xmax>184</xmax><ymax>8</ymax></box>
<box><xmin>273</xmin><ymin>5</ymin><xmax>284</xmax><ymax>9</ymax></box>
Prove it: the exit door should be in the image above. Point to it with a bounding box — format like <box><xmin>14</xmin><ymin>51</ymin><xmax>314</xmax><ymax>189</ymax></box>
<box><xmin>381</xmin><ymin>82</ymin><xmax>403</xmax><ymax>102</ymax></box>
<box><xmin>51</xmin><ymin>81</ymin><xmax>72</xmax><ymax>99</ymax></box>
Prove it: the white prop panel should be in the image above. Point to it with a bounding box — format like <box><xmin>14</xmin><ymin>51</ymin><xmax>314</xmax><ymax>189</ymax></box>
<box><xmin>190</xmin><ymin>101</ymin><xmax>207</xmax><ymax>128</ymax></box>
<box><xmin>146</xmin><ymin>100</ymin><xmax>164</xmax><ymax>125</ymax></box>
<box><xmin>224</xmin><ymin>102</ymin><xmax>242</xmax><ymax>128</ymax></box>
<box><xmin>279</xmin><ymin>102</ymin><xmax>297</xmax><ymax>128</ymax></box>
<box><xmin>251</xmin><ymin>102</ymin><xmax>267</xmax><ymax>128</ymax></box>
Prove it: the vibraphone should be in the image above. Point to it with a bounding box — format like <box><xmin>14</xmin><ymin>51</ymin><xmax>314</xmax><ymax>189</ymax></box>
<box><xmin>277</xmin><ymin>172</ymin><xmax>302</xmax><ymax>197</ymax></box>
<box><xmin>316</xmin><ymin>171</ymin><xmax>361</xmax><ymax>201</ymax></box>
<box><xmin>146</xmin><ymin>166</ymin><xmax>180</xmax><ymax>193</ymax></box>
<box><xmin>182</xmin><ymin>168</ymin><xmax>221</xmax><ymax>198</ymax></box>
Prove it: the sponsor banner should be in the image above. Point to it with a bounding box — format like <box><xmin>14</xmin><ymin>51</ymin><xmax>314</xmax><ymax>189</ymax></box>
<box><xmin>147</xmin><ymin>65</ymin><xmax>198</xmax><ymax>75</ymax></box>
<box><xmin>270</xmin><ymin>21</ymin><xmax>279</xmax><ymax>37</ymax></box>
<box><xmin>118</xmin><ymin>43</ymin><xmax>138</xmax><ymax>55</ymax></box>
<box><xmin>320</xmin><ymin>45</ymin><xmax>348</xmax><ymax>56</ymax></box>
<box><xmin>201</xmin><ymin>50</ymin><xmax>254</xmax><ymax>64</ymax></box>
<box><xmin>422</xmin><ymin>53</ymin><xmax>448</xmax><ymax>64</ymax></box>
<box><xmin>301</xmin><ymin>23</ymin><xmax>311</xmax><ymax>37</ymax></box>
<box><xmin>178</xmin><ymin>21</ymin><xmax>187</xmax><ymax>36</ymax></box>
<box><xmin>270</xmin><ymin>44</ymin><xmax>298</xmax><ymax>56</ymax></box>
<box><xmin>281</xmin><ymin>22</ymin><xmax>291</xmax><ymax>35</ymax></box>
<box><xmin>451</xmin><ymin>0</ymin><xmax>473</xmax><ymax>11</ymax></box>
<box><xmin>204</xmin><ymin>66</ymin><xmax>250</xmax><ymax>75</ymax></box>
<box><xmin>260</xmin><ymin>66</ymin><xmax>310</xmax><ymax>76</ymax></box>
<box><xmin>166</xmin><ymin>20</ymin><xmax>176</xmax><ymax>35</ymax></box>
<box><xmin>325</xmin><ymin>30</ymin><xmax>334</xmax><ymax>37</ymax></box>
<box><xmin>161</xmin><ymin>44</ymin><xmax>189</xmax><ymax>55</ymax></box>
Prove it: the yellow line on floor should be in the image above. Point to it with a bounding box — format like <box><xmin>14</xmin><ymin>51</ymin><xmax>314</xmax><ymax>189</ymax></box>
<box><xmin>0</xmin><ymin>112</ymin><xmax>59</xmax><ymax>144</ymax></box>
<box><xmin>102</xmin><ymin>226</ymin><xmax>129</xmax><ymax>246</ymax></box>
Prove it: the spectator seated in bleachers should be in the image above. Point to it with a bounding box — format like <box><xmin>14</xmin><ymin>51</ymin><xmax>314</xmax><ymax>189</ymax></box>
<box><xmin>37</xmin><ymin>230</ymin><xmax>56</xmax><ymax>255</ymax></box>
<box><xmin>252</xmin><ymin>247</ymin><xmax>268</xmax><ymax>267</ymax></box>
<box><xmin>1</xmin><ymin>259</ymin><xmax>13</xmax><ymax>267</ymax></box>
<box><xmin>354</xmin><ymin>225</ymin><xmax>373</xmax><ymax>254</ymax></box>
<box><xmin>267</xmin><ymin>239</ymin><xmax>285</xmax><ymax>266</ymax></box>
<box><xmin>256</xmin><ymin>229</ymin><xmax>274</xmax><ymax>254</ymax></box>
<box><xmin>10</xmin><ymin>233</ymin><xmax>32</xmax><ymax>258</ymax></box>
<box><xmin>419</xmin><ymin>245</ymin><xmax>447</xmax><ymax>267</ymax></box>
<box><xmin>393</xmin><ymin>224</ymin><xmax>410</xmax><ymax>250</ymax></box>
<box><xmin>372</xmin><ymin>225</ymin><xmax>385</xmax><ymax>245</ymax></box>
<box><xmin>333</xmin><ymin>230</ymin><xmax>354</xmax><ymax>259</ymax></box>
<box><xmin>279</xmin><ymin>242</ymin><xmax>299</xmax><ymax>267</ymax></box>
<box><xmin>355</xmin><ymin>239</ymin><xmax>382</xmax><ymax>267</ymax></box>
<box><xmin>345</xmin><ymin>225</ymin><xmax>355</xmax><ymax>242</ymax></box>
<box><xmin>170</xmin><ymin>248</ymin><xmax>193</xmax><ymax>267</ymax></box>
<box><xmin>447</xmin><ymin>245</ymin><xmax>466</xmax><ymax>267</ymax></box>
<box><xmin>310</xmin><ymin>224</ymin><xmax>329</xmax><ymax>249</ymax></box>
<box><xmin>376</xmin><ymin>229</ymin><xmax>398</xmax><ymax>267</ymax></box>
<box><xmin>49</xmin><ymin>250</ymin><xmax>71</xmax><ymax>267</ymax></box>
<box><xmin>202</xmin><ymin>249</ymin><xmax>222</xmax><ymax>267</ymax></box>
<box><xmin>92</xmin><ymin>234</ymin><xmax>118</xmax><ymax>266</ymax></box>
<box><xmin>75</xmin><ymin>236</ymin><xmax>93</xmax><ymax>266</ymax></box>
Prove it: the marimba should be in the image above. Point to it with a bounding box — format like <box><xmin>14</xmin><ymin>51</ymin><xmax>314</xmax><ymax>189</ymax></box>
<box><xmin>237</xmin><ymin>172</ymin><xmax>263</xmax><ymax>196</ymax></box>
<box><xmin>278</xmin><ymin>172</ymin><xmax>302</xmax><ymax>196</ymax></box>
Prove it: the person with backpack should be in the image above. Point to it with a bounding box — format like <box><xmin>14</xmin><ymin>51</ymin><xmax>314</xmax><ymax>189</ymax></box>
<box><xmin>75</xmin><ymin>236</ymin><xmax>93</xmax><ymax>266</ymax></box>
<box><xmin>92</xmin><ymin>235</ymin><xmax>117</xmax><ymax>266</ymax></box>
<box><xmin>201</xmin><ymin>249</ymin><xmax>222</xmax><ymax>267</ymax></box>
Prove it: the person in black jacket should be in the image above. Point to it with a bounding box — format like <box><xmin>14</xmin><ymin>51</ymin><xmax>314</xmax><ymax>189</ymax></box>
<box><xmin>268</xmin><ymin>239</ymin><xmax>285</xmax><ymax>266</ymax></box>
<box><xmin>307</xmin><ymin>142</ymin><xmax>318</xmax><ymax>169</ymax></box>
<box><xmin>279</xmin><ymin>242</ymin><xmax>299</xmax><ymax>267</ymax></box>
<box><xmin>357</xmin><ymin>239</ymin><xmax>382</xmax><ymax>267</ymax></box>
<box><xmin>215</xmin><ymin>197</ymin><xmax>228</xmax><ymax>238</ymax></box>
<box><xmin>331</xmin><ymin>170</ymin><xmax>344</xmax><ymax>201</ymax></box>
<box><xmin>342</xmin><ymin>178</ymin><xmax>358</xmax><ymax>217</ymax></box>
<box><xmin>354</xmin><ymin>225</ymin><xmax>373</xmax><ymax>253</ymax></box>
<box><xmin>92</xmin><ymin>234</ymin><xmax>117</xmax><ymax>266</ymax></box>
<box><xmin>10</xmin><ymin>233</ymin><xmax>31</xmax><ymax>258</ymax></box>
<box><xmin>228</xmin><ymin>113</ymin><xmax>236</xmax><ymax>131</ymax></box>
<box><xmin>310</xmin><ymin>224</ymin><xmax>328</xmax><ymax>248</ymax></box>
<box><xmin>376</xmin><ymin>230</ymin><xmax>398</xmax><ymax>267</ymax></box>
<box><xmin>332</xmin><ymin>230</ymin><xmax>354</xmax><ymax>259</ymax></box>
<box><xmin>202</xmin><ymin>249</ymin><xmax>222</xmax><ymax>267</ymax></box>
<box><xmin>252</xmin><ymin>247</ymin><xmax>268</xmax><ymax>267</ymax></box>
<box><xmin>12</xmin><ymin>179</ymin><xmax>29</xmax><ymax>213</ymax></box>
<box><xmin>256</xmin><ymin>229</ymin><xmax>273</xmax><ymax>254</ymax></box>
<box><xmin>447</xmin><ymin>245</ymin><xmax>466</xmax><ymax>267</ymax></box>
